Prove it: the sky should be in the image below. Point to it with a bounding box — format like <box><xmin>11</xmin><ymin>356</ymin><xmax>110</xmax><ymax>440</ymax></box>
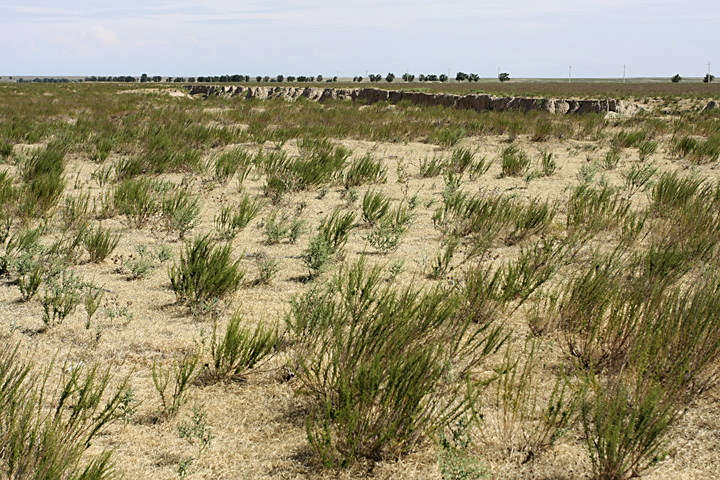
<box><xmin>0</xmin><ymin>0</ymin><xmax>716</xmax><ymax>79</ymax></box>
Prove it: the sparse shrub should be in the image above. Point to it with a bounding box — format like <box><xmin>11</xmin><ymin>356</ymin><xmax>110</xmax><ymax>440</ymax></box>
<box><xmin>361</xmin><ymin>188</ymin><xmax>391</xmax><ymax>226</ymax></box>
<box><xmin>291</xmin><ymin>259</ymin><xmax>506</xmax><ymax>467</ymax></box>
<box><xmin>0</xmin><ymin>344</ymin><xmax>130</xmax><ymax>480</ymax></box>
<box><xmin>153</xmin><ymin>349</ymin><xmax>201</xmax><ymax>418</ymax></box>
<box><xmin>254</xmin><ymin>251</ymin><xmax>280</xmax><ymax>285</ymax></box>
<box><xmin>344</xmin><ymin>153</ymin><xmax>387</xmax><ymax>187</ymax></box>
<box><xmin>637</xmin><ymin>140</ymin><xmax>658</xmax><ymax>161</ymax></box>
<box><xmin>162</xmin><ymin>188</ymin><xmax>202</xmax><ymax>238</ymax></box>
<box><xmin>476</xmin><ymin>339</ymin><xmax>577</xmax><ymax>462</ymax></box>
<box><xmin>263</xmin><ymin>210</ymin><xmax>306</xmax><ymax>244</ymax></box>
<box><xmin>207</xmin><ymin>312</ymin><xmax>278</xmax><ymax>382</ymax></box>
<box><xmin>41</xmin><ymin>269</ymin><xmax>86</xmax><ymax>327</ymax></box>
<box><xmin>60</xmin><ymin>190</ymin><xmax>92</xmax><ymax>231</ymax></box>
<box><xmin>215</xmin><ymin>194</ymin><xmax>265</xmax><ymax>239</ymax></box>
<box><xmin>500</xmin><ymin>145</ymin><xmax>531</xmax><ymax>177</ymax></box>
<box><xmin>671</xmin><ymin>74</ymin><xmax>682</xmax><ymax>83</ymax></box>
<box><xmin>20</xmin><ymin>142</ymin><xmax>67</xmax><ymax>217</ymax></box>
<box><xmin>169</xmin><ymin>235</ymin><xmax>245</xmax><ymax>306</ymax></box>
<box><xmin>622</xmin><ymin>163</ymin><xmax>657</xmax><ymax>198</ymax></box>
<box><xmin>532</xmin><ymin>119</ymin><xmax>553</xmax><ymax>142</ymax></box>
<box><xmin>83</xmin><ymin>224</ymin><xmax>121</xmax><ymax>263</ymax></box>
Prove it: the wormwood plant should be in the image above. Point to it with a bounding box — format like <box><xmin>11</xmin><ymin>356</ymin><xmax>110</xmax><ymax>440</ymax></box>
<box><xmin>290</xmin><ymin>259</ymin><xmax>507</xmax><ymax>468</ymax></box>
<box><xmin>83</xmin><ymin>224</ymin><xmax>121</xmax><ymax>263</ymax></box>
<box><xmin>214</xmin><ymin>147</ymin><xmax>253</xmax><ymax>184</ymax></box>
<box><xmin>20</xmin><ymin>141</ymin><xmax>67</xmax><ymax>217</ymax></box>
<box><xmin>361</xmin><ymin>188</ymin><xmax>391</xmax><ymax>226</ymax></box>
<box><xmin>344</xmin><ymin>153</ymin><xmax>387</xmax><ymax>187</ymax></box>
<box><xmin>500</xmin><ymin>145</ymin><xmax>531</xmax><ymax>177</ymax></box>
<box><xmin>162</xmin><ymin>188</ymin><xmax>202</xmax><ymax>238</ymax></box>
<box><xmin>215</xmin><ymin>193</ymin><xmax>265</xmax><ymax>239</ymax></box>
<box><xmin>41</xmin><ymin>269</ymin><xmax>86</xmax><ymax>327</ymax></box>
<box><xmin>169</xmin><ymin>235</ymin><xmax>245</xmax><ymax>306</ymax></box>
<box><xmin>475</xmin><ymin>339</ymin><xmax>577</xmax><ymax>463</ymax></box>
<box><xmin>153</xmin><ymin>349</ymin><xmax>201</xmax><ymax>418</ymax></box>
<box><xmin>263</xmin><ymin>210</ymin><xmax>306</xmax><ymax>244</ymax></box>
<box><xmin>207</xmin><ymin>312</ymin><xmax>278</xmax><ymax>382</ymax></box>
<box><xmin>0</xmin><ymin>344</ymin><xmax>130</xmax><ymax>480</ymax></box>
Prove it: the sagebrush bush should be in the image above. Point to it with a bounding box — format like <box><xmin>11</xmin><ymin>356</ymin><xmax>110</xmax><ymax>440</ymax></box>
<box><xmin>208</xmin><ymin>312</ymin><xmax>277</xmax><ymax>382</ymax></box>
<box><xmin>290</xmin><ymin>259</ymin><xmax>506</xmax><ymax>467</ymax></box>
<box><xmin>83</xmin><ymin>224</ymin><xmax>121</xmax><ymax>263</ymax></box>
<box><xmin>500</xmin><ymin>145</ymin><xmax>530</xmax><ymax>177</ymax></box>
<box><xmin>0</xmin><ymin>345</ymin><xmax>130</xmax><ymax>480</ymax></box>
<box><xmin>169</xmin><ymin>235</ymin><xmax>245</xmax><ymax>306</ymax></box>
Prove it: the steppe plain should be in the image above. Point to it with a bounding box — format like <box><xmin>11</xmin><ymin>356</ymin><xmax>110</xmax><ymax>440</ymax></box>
<box><xmin>0</xmin><ymin>80</ymin><xmax>719</xmax><ymax>480</ymax></box>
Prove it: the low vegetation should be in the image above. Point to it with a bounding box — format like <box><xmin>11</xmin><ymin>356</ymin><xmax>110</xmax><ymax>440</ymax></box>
<box><xmin>0</xmin><ymin>82</ymin><xmax>719</xmax><ymax>479</ymax></box>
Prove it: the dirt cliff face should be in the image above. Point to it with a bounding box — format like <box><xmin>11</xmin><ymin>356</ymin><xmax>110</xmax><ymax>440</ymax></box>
<box><xmin>185</xmin><ymin>85</ymin><xmax>645</xmax><ymax>115</ymax></box>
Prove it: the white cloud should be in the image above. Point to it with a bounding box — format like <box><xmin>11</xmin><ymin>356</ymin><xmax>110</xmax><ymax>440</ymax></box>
<box><xmin>88</xmin><ymin>24</ymin><xmax>122</xmax><ymax>47</ymax></box>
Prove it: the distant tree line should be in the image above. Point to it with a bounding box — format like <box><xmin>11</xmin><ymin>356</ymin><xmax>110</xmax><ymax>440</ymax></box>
<box><xmin>17</xmin><ymin>78</ymin><xmax>73</xmax><ymax>83</ymax></box>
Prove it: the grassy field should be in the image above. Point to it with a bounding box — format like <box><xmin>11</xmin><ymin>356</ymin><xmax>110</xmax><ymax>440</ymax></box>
<box><xmin>0</xmin><ymin>83</ymin><xmax>720</xmax><ymax>480</ymax></box>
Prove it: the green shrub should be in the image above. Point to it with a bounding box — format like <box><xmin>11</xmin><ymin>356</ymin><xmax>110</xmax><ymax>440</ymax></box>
<box><xmin>20</xmin><ymin>145</ymin><xmax>67</xmax><ymax>215</ymax></box>
<box><xmin>344</xmin><ymin>153</ymin><xmax>387</xmax><ymax>187</ymax></box>
<box><xmin>316</xmin><ymin>209</ymin><xmax>356</xmax><ymax>253</ymax></box>
<box><xmin>419</xmin><ymin>156</ymin><xmax>447</xmax><ymax>178</ymax></box>
<box><xmin>215</xmin><ymin>194</ymin><xmax>264</xmax><ymax>239</ymax></box>
<box><xmin>161</xmin><ymin>188</ymin><xmax>202</xmax><ymax>238</ymax></box>
<box><xmin>0</xmin><ymin>344</ymin><xmax>130</xmax><ymax>480</ymax></box>
<box><xmin>112</xmin><ymin>177</ymin><xmax>160</xmax><ymax>228</ymax></box>
<box><xmin>263</xmin><ymin>210</ymin><xmax>306</xmax><ymax>244</ymax></box>
<box><xmin>291</xmin><ymin>259</ymin><xmax>506</xmax><ymax>467</ymax></box>
<box><xmin>450</xmin><ymin>148</ymin><xmax>477</xmax><ymax>175</ymax></box>
<box><xmin>581</xmin><ymin>374</ymin><xmax>677</xmax><ymax>480</ymax></box>
<box><xmin>153</xmin><ymin>349</ymin><xmax>201</xmax><ymax>418</ymax></box>
<box><xmin>361</xmin><ymin>188</ymin><xmax>391</xmax><ymax>226</ymax></box>
<box><xmin>83</xmin><ymin>224</ymin><xmax>121</xmax><ymax>263</ymax></box>
<box><xmin>214</xmin><ymin>148</ymin><xmax>253</xmax><ymax>184</ymax></box>
<box><xmin>207</xmin><ymin>312</ymin><xmax>277</xmax><ymax>382</ymax></box>
<box><xmin>169</xmin><ymin>235</ymin><xmax>245</xmax><ymax>306</ymax></box>
<box><xmin>500</xmin><ymin>145</ymin><xmax>530</xmax><ymax>177</ymax></box>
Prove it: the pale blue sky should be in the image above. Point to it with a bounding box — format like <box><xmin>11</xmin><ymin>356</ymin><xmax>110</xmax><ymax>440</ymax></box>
<box><xmin>1</xmin><ymin>0</ymin><xmax>716</xmax><ymax>78</ymax></box>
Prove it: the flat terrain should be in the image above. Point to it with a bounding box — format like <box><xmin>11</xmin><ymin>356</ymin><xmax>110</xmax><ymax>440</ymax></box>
<box><xmin>0</xmin><ymin>83</ymin><xmax>719</xmax><ymax>480</ymax></box>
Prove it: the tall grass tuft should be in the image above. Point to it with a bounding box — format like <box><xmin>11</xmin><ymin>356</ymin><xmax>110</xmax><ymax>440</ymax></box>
<box><xmin>344</xmin><ymin>153</ymin><xmax>387</xmax><ymax>188</ymax></box>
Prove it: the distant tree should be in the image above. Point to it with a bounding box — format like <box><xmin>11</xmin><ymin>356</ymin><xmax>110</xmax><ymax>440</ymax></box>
<box><xmin>332</xmin><ymin>76</ymin><xmax>338</xmax><ymax>82</ymax></box>
<box><xmin>256</xmin><ymin>76</ymin><xmax>262</xmax><ymax>82</ymax></box>
<box><xmin>188</xmin><ymin>77</ymin><xmax>196</xmax><ymax>83</ymax></box>
<box><xmin>427</xmin><ymin>74</ymin><xmax>439</xmax><ymax>82</ymax></box>
<box><xmin>276</xmin><ymin>75</ymin><xmax>284</xmax><ymax>82</ymax></box>
<box><xmin>439</xmin><ymin>74</ymin><xmax>448</xmax><ymax>82</ymax></box>
<box><xmin>402</xmin><ymin>73</ymin><xmax>415</xmax><ymax>82</ymax></box>
<box><xmin>287</xmin><ymin>76</ymin><xmax>296</xmax><ymax>82</ymax></box>
<box><xmin>386</xmin><ymin>72</ymin><xmax>395</xmax><ymax>82</ymax></box>
<box><xmin>418</xmin><ymin>74</ymin><xmax>425</xmax><ymax>82</ymax></box>
<box><xmin>469</xmin><ymin>73</ymin><xmax>480</xmax><ymax>82</ymax></box>
<box><xmin>152</xmin><ymin>76</ymin><xmax>162</xmax><ymax>82</ymax></box>
<box><xmin>317</xmin><ymin>75</ymin><xmax>323</xmax><ymax>82</ymax></box>
<box><xmin>456</xmin><ymin>71</ymin><xmax>468</xmax><ymax>81</ymax></box>
<box><xmin>704</xmin><ymin>74</ymin><xmax>715</xmax><ymax>83</ymax></box>
<box><xmin>671</xmin><ymin>74</ymin><xmax>682</xmax><ymax>83</ymax></box>
<box><xmin>140</xmin><ymin>73</ymin><xmax>148</xmax><ymax>83</ymax></box>
<box><xmin>498</xmin><ymin>72</ymin><xmax>510</xmax><ymax>82</ymax></box>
